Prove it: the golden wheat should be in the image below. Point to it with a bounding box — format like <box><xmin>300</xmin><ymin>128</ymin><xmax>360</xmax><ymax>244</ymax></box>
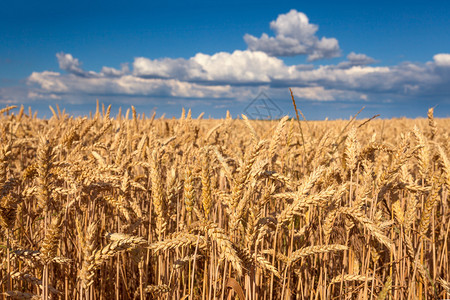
<box><xmin>0</xmin><ymin>104</ymin><xmax>448</xmax><ymax>299</ymax></box>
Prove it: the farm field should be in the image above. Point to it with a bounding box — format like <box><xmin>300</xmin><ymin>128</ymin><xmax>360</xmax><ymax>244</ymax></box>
<box><xmin>0</xmin><ymin>104</ymin><xmax>449</xmax><ymax>299</ymax></box>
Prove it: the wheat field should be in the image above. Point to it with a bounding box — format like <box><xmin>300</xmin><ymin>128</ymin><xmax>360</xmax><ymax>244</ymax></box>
<box><xmin>0</xmin><ymin>102</ymin><xmax>449</xmax><ymax>300</ymax></box>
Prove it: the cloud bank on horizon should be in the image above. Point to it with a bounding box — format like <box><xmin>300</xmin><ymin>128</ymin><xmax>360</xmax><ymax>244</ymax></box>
<box><xmin>2</xmin><ymin>9</ymin><xmax>450</xmax><ymax>114</ymax></box>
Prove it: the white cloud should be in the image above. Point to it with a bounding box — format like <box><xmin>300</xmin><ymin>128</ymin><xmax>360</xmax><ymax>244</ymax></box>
<box><xmin>28</xmin><ymin>71</ymin><xmax>69</xmax><ymax>92</ymax></box>
<box><xmin>290</xmin><ymin>86</ymin><xmax>367</xmax><ymax>101</ymax></box>
<box><xmin>25</xmin><ymin>51</ymin><xmax>450</xmax><ymax>105</ymax></box>
<box><xmin>133</xmin><ymin>57</ymin><xmax>200</xmax><ymax>79</ymax></box>
<box><xmin>336</xmin><ymin>52</ymin><xmax>376</xmax><ymax>69</ymax></box>
<box><xmin>347</xmin><ymin>52</ymin><xmax>375</xmax><ymax>65</ymax></box>
<box><xmin>433</xmin><ymin>53</ymin><xmax>450</xmax><ymax>67</ymax></box>
<box><xmin>57</xmin><ymin>52</ymin><xmax>130</xmax><ymax>78</ymax></box>
<box><xmin>28</xmin><ymin>91</ymin><xmax>61</xmax><ymax>100</ymax></box>
<box><xmin>56</xmin><ymin>52</ymin><xmax>97</xmax><ymax>77</ymax></box>
<box><xmin>244</xmin><ymin>9</ymin><xmax>340</xmax><ymax>60</ymax></box>
<box><xmin>190</xmin><ymin>50</ymin><xmax>291</xmax><ymax>83</ymax></box>
<box><xmin>100</xmin><ymin>63</ymin><xmax>130</xmax><ymax>77</ymax></box>
<box><xmin>27</xmin><ymin>70</ymin><xmax>235</xmax><ymax>99</ymax></box>
<box><xmin>133</xmin><ymin>50</ymin><xmax>293</xmax><ymax>84</ymax></box>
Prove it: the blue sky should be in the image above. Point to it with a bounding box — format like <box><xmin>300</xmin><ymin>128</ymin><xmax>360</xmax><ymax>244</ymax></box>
<box><xmin>1</xmin><ymin>0</ymin><xmax>450</xmax><ymax>119</ymax></box>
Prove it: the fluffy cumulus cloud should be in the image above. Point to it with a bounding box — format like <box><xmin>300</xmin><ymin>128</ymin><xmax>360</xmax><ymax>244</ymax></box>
<box><xmin>433</xmin><ymin>53</ymin><xmax>450</xmax><ymax>67</ymax></box>
<box><xmin>132</xmin><ymin>50</ymin><xmax>292</xmax><ymax>84</ymax></box>
<box><xmin>244</xmin><ymin>9</ymin><xmax>340</xmax><ymax>61</ymax></box>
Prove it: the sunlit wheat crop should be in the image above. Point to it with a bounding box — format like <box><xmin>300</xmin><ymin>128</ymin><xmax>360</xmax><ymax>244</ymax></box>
<box><xmin>0</xmin><ymin>103</ymin><xmax>449</xmax><ymax>299</ymax></box>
